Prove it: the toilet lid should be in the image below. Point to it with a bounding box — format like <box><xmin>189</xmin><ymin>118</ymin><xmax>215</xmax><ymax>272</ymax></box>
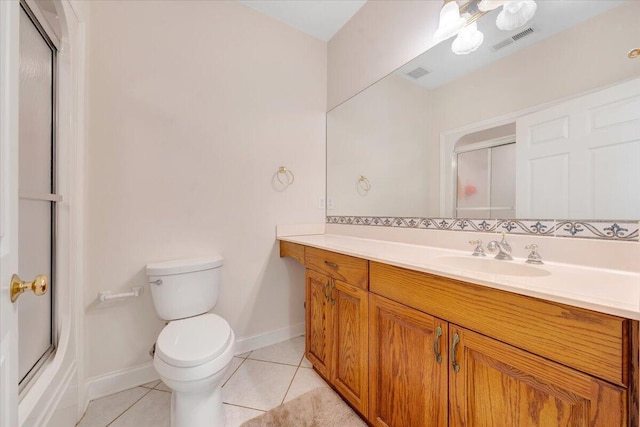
<box><xmin>156</xmin><ymin>314</ymin><xmax>232</xmax><ymax>368</ymax></box>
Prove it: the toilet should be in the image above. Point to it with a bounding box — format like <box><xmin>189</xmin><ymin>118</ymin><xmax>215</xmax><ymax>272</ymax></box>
<box><xmin>146</xmin><ymin>256</ymin><xmax>235</xmax><ymax>427</ymax></box>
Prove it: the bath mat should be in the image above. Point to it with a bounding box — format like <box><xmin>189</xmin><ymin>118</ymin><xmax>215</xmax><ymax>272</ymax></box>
<box><xmin>239</xmin><ymin>387</ymin><xmax>367</xmax><ymax>427</ymax></box>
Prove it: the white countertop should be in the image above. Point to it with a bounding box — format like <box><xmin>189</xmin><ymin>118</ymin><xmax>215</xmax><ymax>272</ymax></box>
<box><xmin>279</xmin><ymin>233</ymin><xmax>640</xmax><ymax>320</ymax></box>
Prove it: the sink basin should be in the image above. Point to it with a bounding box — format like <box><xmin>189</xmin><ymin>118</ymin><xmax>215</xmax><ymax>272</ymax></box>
<box><xmin>434</xmin><ymin>256</ymin><xmax>551</xmax><ymax>277</ymax></box>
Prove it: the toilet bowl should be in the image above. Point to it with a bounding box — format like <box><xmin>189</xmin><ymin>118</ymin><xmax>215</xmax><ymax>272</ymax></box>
<box><xmin>146</xmin><ymin>257</ymin><xmax>235</xmax><ymax>427</ymax></box>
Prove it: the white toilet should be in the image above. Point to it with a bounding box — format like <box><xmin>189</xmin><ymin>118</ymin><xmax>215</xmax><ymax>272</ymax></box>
<box><xmin>146</xmin><ymin>256</ymin><xmax>235</xmax><ymax>427</ymax></box>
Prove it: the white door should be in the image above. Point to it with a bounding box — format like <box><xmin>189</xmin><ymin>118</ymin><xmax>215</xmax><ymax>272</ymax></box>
<box><xmin>0</xmin><ymin>1</ymin><xmax>21</xmax><ymax>425</ymax></box>
<box><xmin>516</xmin><ymin>77</ymin><xmax>640</xmax><ymax>219</ymax></box>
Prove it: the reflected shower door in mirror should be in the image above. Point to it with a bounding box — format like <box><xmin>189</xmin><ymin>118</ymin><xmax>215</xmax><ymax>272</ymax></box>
<box><xmin>456</xmin><ymin>141</ymin><xmax>515</xmax><ymax>219</ymax></box>
<box><xmin>326</xmin><ymin>0</ymin><xmax>640</xmax><ymax>221</ymax></box>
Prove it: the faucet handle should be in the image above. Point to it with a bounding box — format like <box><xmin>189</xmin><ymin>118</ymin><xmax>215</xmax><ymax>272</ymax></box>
<box><xmin>498</xmin><ymin>231</ymin><xmax>512</xmax><ymax>253</ymax></box>
<box><xmin>469</xmin><ymin>240</ymin><xmax>486</xmax><ymax>257</ymax></box>
<box><xmin>525</xmin><ymin>244</ymin><xmax>543</xmax><ymax>265</ymax></box>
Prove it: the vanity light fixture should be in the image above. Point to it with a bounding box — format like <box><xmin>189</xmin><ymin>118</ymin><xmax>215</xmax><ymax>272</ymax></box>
<box><xmin>434</xmin><ymin>0</ymin><xmax>537</xmax><ymax>55</ymax></box>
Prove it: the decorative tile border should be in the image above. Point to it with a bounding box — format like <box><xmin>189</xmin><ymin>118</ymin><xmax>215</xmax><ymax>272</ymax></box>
<box><xmin>326</xmin><ymin>216</ymin><xmax>639</xmax><ymax>242</ymax></box>
<box><xmin>497</xmin><ymin>220</ymin><xmax>555</xmax><ymax>236</ymax></box>
<box><xmin>554</xmin><ymin>220</ymin><xmax>639</xmax><ymax>241</ymax></box>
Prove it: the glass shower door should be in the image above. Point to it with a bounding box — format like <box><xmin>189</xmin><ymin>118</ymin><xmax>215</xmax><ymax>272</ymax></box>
<box><xmin>455</xmin><ymin>143</ymin><xmax>515</xmax><ymax>219</ymax></box>
<box><xmin>17</xmin><ymin>3</ymin><xmax>57</xmax><ymax>390</ymax></box>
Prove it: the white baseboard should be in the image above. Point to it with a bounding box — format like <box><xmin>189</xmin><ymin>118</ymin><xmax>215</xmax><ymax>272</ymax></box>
<box><xmin>234</xmin><ymin>322</ymin><xmax>305</xmax><ymax>355</ymax></box>
<box><xmin>85</xmin><ymin>361</ymin><xmax>159</xmax><ymax>404</ymax></box>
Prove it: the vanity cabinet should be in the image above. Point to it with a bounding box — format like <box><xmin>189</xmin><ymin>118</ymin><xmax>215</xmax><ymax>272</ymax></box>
<box><xmin>449</xmin><ymin>325</ymin><xmax>625</xmax><ymax>426</ymax></box>
<box><xmin>370</xmin><ymin>261</ymin><xmax>630</xmax><ymax>427</ymax></box>
<box><xmin>304</xmin><ymin>247</ymin><xmax>369</xmax><ymax>416</ymax></box>
<box><xmin>369</xmin><ymin>294</ymin><xmax>626</xmax><ymax>427</ymax></box>
<box><xmin>280</xmin><ymin>241</ymin><xmax>638</xmax><ymax>426</ymax></box>
<box><xmin>369</xmin><ymin>293</ymin><xmax>448</xmax><ymax>427</ymax></box>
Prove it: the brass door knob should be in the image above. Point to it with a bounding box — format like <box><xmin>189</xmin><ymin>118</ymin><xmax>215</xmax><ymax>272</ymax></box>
<box><xmin>10</xmin><ymin>274</ymin><xmax>48</xmax><ymax>303</ymax></box>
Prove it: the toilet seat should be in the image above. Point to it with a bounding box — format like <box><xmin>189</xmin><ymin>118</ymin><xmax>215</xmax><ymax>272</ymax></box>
<box><xmin>156</xmin><ymin>313</ymin><xmax>232</xmax><ymax>368</ymax></box>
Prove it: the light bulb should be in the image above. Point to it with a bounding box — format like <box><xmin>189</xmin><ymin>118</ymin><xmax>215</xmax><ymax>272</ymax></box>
<box><xmin>452</xmin><ymin>20</ymin><xmax>484</xmax><ymax>55</ymax></box>
<box><xmin>478</xmin><ymin>0</ymin><xmax>504</xmax><ymax>12</ymax></box>
<box><xmin>434</xmin><ymin>1</ymin><xmax>467</xmax><ymax>43</ymax></box>
<box><xmin>496</xmin><ymin>0</ymin><xmax>537</xmax><ymax>31</ymax></box>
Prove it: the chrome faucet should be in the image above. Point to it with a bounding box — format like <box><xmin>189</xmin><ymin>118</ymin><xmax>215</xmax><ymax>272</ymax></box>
<box><xmin>487</xmin><ymin>232</ymin><xmax>513</xmax><ymax>261</ymax></box>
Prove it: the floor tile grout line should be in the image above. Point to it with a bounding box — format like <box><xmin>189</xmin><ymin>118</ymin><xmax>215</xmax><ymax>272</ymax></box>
<box><xmin>140</xmin><ymin>381</ymin><xmax>161</xmax><ymax>390</ymax></box>
<box><xmin>222</xmin><ymin>355</ymin><xmax>303</xmax><ymax>412</ymax></box>
<box><xmin>105</xmin><ymin>387</ymin><xmax>155</xmax><ymax>427</ymax></box>
<box><xmin>222</xmin><ymin>357</ymin><xmax>248</xmax><ymax>388</ymax></box>
<box><xmin>152</xmin><ymin>381</ymin><xmax>172</xmax><ymax>392</ymax></box>
<box><xmin>138</xmin><ymin>385</ymin><xmax>156</xmax><ymax>390</ymax></box>
<box><xmin>223</xmin><ymin>402</ymin><xmax>267</xmax><ymax>413</ymax></box>
<box><xmin>280</xmin><ymin>364</ymin><xmax>301</xmax><ymax>406</ymax></box>
<box><xmin>245</xmin><ymin>357</ymin><xmax>304</xmax><ymax>368</ymax></box>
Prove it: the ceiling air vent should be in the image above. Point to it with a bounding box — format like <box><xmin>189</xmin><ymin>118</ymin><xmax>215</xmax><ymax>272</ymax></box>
<box><xmin>406</xmin><ymin>67</ymin><xmax>430</xmax><ymax>79</ymax></box>
<box><xmin>492</xmin><ymin>27</ymin><xmax>535</xmax><ymax>51</ymax></box>
<box><xmin>512</xmin><ymin>27</ymin><xmax>535</xmax><ymax>41</ymax></box>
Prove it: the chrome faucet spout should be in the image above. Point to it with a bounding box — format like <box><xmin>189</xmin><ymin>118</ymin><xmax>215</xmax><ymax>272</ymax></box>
<box><xmin>487</xmin><ymin>232</ymin><xmax>513</xmax><ymax>261</ymax></box>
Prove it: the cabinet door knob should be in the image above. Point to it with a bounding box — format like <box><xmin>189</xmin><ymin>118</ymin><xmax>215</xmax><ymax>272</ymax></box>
<box><xmin>451</xmin><ymin>333</ymin><xmax>461</xmax><ymax>373</ymax></box>
<box><xmin>323</xmin><ymin>280</ymin><xmax>330</xmax><ymax>302</ymax></box>
<box><xmin>433</xmin><ymin>325</ymin><xmax>443</xmax><ymax>363</ymax></box>
<box><xmin>329</xmin><ymin>281</ymin><xmax>336</xmax><ymax>306</ymax></box>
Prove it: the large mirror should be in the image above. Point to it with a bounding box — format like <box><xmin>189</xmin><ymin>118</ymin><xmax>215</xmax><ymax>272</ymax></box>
<box><xmin>327</xmin><ymin>0</ymin><xmax>640</xmax><ymax>221</ymax></box>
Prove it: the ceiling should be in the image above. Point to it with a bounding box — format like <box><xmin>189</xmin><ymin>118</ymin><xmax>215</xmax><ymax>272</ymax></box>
<box><xmin>238</xmin><ymin>0</ymin><xmax>367</xmax><ymax>41</ymax></box>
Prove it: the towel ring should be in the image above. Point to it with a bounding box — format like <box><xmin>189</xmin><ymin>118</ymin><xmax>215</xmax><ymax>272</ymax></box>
<box><xmin>358</xmin><ymin>175</ymin><xmax>371</xmax><ymax>192</ymax></box>
<box><xmin>276</xmin><ymin>167</ymin><xmax>295</xmax><ymax>186</ymax></box>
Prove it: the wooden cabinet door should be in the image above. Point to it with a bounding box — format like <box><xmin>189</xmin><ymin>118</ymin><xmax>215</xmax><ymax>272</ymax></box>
<box><xmin>331</xmin><ymin>280</ymin><xmax>368</xmax><ymax>415</ymax></box>
<box><xmin>305</xmin><ymin>269</ymin><xmax>332</xmax><ymax>378</ymax></box>
<box><xmin>449</xmin><ymin>325</ymin><xmax>627</xmax><ymax>427</ymax></box>
<box><xmin>369</xmin><ymin>294</ymin><xmax>448</xmax><ymax>427</ymax></box>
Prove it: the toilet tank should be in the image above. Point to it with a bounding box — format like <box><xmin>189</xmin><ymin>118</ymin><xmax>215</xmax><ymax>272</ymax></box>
<box><xmin>146</xmin><ymin>256</ymin><xmax>224</xmax><ymax>321</ymax></box>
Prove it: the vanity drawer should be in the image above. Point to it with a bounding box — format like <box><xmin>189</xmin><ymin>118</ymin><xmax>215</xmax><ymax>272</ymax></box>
<box><xmin>305</xmin><ymin>247</ymin><xmax>368</xmax><ymax>289</ymax></box>
<box><xmin>370</xmin><ymin>261</ymin><xmax>629</xmax><ymax>386</ymax></box>
<box><xmin>279</xmin><ymin>241</ymin><xmax>305</xmax><ymax>264</ymax></box>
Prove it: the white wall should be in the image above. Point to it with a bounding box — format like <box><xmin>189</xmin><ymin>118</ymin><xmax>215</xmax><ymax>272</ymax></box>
<box><xmin>85</xmin><ymin>0</ymin><xmax>325</xmax><ymax>381</ymax></box>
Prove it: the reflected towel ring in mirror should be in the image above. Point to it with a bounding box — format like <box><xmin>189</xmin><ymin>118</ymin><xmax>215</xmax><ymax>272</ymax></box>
<box><xmin>358</xmin><ymin>175</ymin><xmax>371</xmax><ymax>192</ymax></box>
<box><xmin>276</xmin><ymin>166</ymin><xmax>295</xmax><ymax>186</ymax></box>
<box><xmin>629</xmin><ymin>48</ymin><xmax>640</xmax><ymax>59</ymax></box>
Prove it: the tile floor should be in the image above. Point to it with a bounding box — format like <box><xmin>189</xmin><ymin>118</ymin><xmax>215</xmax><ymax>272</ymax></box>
<box><xmin>76</xmin><ymin>336</ymin><xmax>329</xmax><ymax>426</ymax></box>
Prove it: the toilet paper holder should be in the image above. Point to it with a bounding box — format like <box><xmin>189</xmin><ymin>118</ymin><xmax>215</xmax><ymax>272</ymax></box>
<box><xmin>98</xmin><ymin>286</ymin><xmax>144</xmax><ymax>303</ymax></box>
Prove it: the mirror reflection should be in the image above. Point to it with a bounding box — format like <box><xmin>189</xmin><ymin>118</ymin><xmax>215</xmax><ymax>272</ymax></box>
<box><xmin>327</xmin><ymin>0</ymin><xmax>640</xmax><ymax>220</ymax></box>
